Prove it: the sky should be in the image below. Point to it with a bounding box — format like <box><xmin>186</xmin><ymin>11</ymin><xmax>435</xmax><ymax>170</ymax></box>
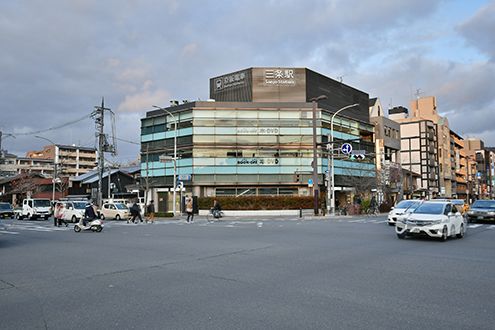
<box><xmin>1</xmin><ymin>0</ymin><xmax>494</xmax><ymax>164</ymax></box>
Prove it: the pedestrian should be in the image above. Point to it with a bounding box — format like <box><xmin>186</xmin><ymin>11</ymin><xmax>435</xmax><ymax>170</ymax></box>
<box><xmin>53</xmin><ymin>202</ymin><xmax>61</xmax><ymax>227</ymax></box>
<box><xmin>185</xmin><ymin>196</ymin><xmax>194</xmax><ymax>223</ymax></box>
<box><xmin>146</xmin><ymin>200</ymin><xmax>155</xmax><ymax>223</ymax></box>
<box><xmin>55</xmin><ymin>203</ymin><xmax>69</xmax><ymax>227</ymax></box>
<box><xmin>128</xmin><ymin>201</ymin><xmax>142</xmax><ymax>224</ymax></box>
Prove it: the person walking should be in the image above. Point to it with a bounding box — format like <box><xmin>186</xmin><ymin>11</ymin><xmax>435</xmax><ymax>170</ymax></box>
<box><xmin>146</xmin><ymin>200</ymin><xmax>155</xmax><ymax>223</ymax></box>
<box><xmin>54</xmin><ymin>203</ymin><xmax>68</xmax><ymax>227</ymax></box>
<box><xmin>185</xmin><ymin>196</ymin><xmax>194</xmax><ymax>223</ymax></box>
<box><xmin>128</xmin><ymin>201</ymin><xmax>143</xmax><ymax>224</ymax></box>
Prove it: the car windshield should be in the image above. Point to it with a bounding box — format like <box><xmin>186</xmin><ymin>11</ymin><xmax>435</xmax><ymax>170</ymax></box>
<box><xmin>472</xmin><ymin>200</ymin><xmax>495</xmax><ymax>209</ymax></box>
<box><xmin>0</xmin><ymin>203</ymin><xmax>12</xmax><ymax>210</ymax></box>
<box><xmin>412</xmin><ymin>202</ymin><xmax>445</xmax><ymax>215</ymax></box>
<box><xmin>451</xmin><ymin>200</ymin><xmax>464</xmax><ymax>205</ymax></box>
<box><xmin>33</xmin><ymin>200</ymin><xmax>51</xmax><ymax>207</ymax></box>
<box><xmin>73</xmin><ymin>202</ymin><xmax>87</xmax><ymax>209</ymax></box>
<box><xmin>395</xmin><ymin>200</ymin><xmax>419</xmax><ymax>209</ymax></box>
<box><xmin>115</xmin><ymin>203</ymin><xmax>128</xmax><ymax>210</ymax></box>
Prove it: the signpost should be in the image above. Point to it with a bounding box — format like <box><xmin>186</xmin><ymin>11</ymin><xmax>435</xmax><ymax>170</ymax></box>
<box><xmin>341</xmin><ymin>143</ymin><xmax>353</xmax><ymax>155</ymax></box>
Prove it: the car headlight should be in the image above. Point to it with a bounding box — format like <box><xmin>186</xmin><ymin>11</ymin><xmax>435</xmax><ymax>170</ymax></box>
<box><xmin>467</xmin><ymin>211</ymin><xmax>474</xmax><ymax>215</ymax></box>
<box><xmin>488</xmin><ymin>212</ymin><xmax>495</xmax><ymax>216</ymax></box>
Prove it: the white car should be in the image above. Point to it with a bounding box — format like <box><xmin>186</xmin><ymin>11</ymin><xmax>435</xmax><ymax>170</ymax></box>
<box><xmin>395</xmin><ymin>201</ymin><xmax>466</xmax><ymax>241</ymax></box>
<box><xmin>387</xmin><ymin>200</ymin><xmax>421</xmax><ymax>225</ymax></box>
<box><xmin>56</xmin><ymin>201</ymin><xmax>87</xmax><ymax>223</ymax></box>
<box><xmin>99</xmin><ymin>202</ymin><xmax>130</xmax><ymax>220</ymax></box>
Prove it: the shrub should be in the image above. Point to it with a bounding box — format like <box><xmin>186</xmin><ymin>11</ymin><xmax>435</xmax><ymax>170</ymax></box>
<box><xmin>198</xmin><ymin>196</ymin><xmax>316</xmax><ymax>210</ymax></box>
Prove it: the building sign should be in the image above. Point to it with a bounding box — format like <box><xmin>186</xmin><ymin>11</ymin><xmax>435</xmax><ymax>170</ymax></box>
<box><xmin>237</xmin><ymin>158</ymin><xmax>279</xmax><ymax>165</ymax></box>
<box><xmin>214</xmin><ymin>70</ymin><xmax>247</xmax><ymax>91</ymax></box>
<box><xmin>236</xmin><ymin>127</ymin><xmax>280</xmax><ymax>135</ymax></box>
<box><xmin>264</xmin><ymin>69</ymin><xmax>296</xmax><ymax>86</ymax></box>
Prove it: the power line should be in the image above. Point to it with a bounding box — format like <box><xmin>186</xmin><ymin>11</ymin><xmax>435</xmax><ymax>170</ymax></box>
<box><xmin>4</xmin><ymin>114</ymin><xmax>91</xmax><ymax>137</ymax></box>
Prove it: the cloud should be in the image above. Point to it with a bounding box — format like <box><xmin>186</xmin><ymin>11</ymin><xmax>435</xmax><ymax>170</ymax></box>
<box><xmin>117</xmin><ymin>88</ymin><xmax>171</xmax><ymax>113</ymax></box>
<box><xmin>457</xmin><ymin>1</ymin><xmax>495</xmax><ymax>60</ymax></box>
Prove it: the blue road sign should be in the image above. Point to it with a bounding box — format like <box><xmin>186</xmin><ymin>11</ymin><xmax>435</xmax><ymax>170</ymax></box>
<box><xmin>341</xmin><ymin>143</ymin><xmax>353</xmax><ymax>154</ymax></box>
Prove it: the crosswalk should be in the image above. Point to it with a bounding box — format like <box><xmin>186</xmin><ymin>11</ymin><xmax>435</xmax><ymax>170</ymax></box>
<box><xmin>2</xmin><ymin>218</ymin><xmax>495</xmax><ymax>235</ymax></box>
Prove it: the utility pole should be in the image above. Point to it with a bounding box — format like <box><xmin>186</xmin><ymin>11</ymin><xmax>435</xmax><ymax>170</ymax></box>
<box><xmin>91</xmin><ymin>98</ymin><xmax>114</xmax><ymax>208</ymax></box>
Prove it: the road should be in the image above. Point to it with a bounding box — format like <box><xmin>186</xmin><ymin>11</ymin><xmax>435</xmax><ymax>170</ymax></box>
<box><xmin>1</xmin><ymin>215</ymin><xmax>495</xmax><ymax>329</ymax></box>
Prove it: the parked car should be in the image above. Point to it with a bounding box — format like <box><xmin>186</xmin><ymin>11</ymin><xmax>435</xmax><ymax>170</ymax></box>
<box><xmin>465</xmin><ymin>200</ymin><xmax>495</xmax><ymax>223</ymax></box>
<box><xmin>99</xmin><ymin>202</ymin><xmax>130</xmax><ymax>220</ymax></box>
<box><xmin>55</xmin><ymin>201</ymin><xmax>87</xmax><ymax>223</ymax></box>
<box><xmin>387</xmin><ymin>200</ymin><xmax>421</xmax><ymax>225</ymax></box>
<box><xmin>0</xmin><ymin>202</ymin><xmax>15</xmax><ymax>219</ymax></box>
<box><xmin>395</xmin><ymin>201</ymin><xmax>466</xmax><ymax>241</ymax></box>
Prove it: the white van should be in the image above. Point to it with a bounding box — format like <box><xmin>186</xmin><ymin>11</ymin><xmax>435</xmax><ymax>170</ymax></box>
<box><xmin>55</xmin><ymin>200</ymin><xmax>87</xmax><ymax>223</ymax></box>
<box><xmin>20</xmin><ymin>198</ymin><xmax>52</xmax><ymax>220</ymax></box>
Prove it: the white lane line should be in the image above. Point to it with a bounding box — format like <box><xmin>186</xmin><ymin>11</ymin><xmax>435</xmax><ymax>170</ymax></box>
<box><xmin>0</xmin><ymin>230</ymin><xmax>19</xmax><ymax>235</ymax></box>
<box><xmin>488</xmin><ymin>225</ymin><xmax>495</xmax><ymax>230</ymax></box>
<box><xmin>349</xmin><ymin>219</ymin><xmax>366</xmax><ymax>223</ymax></box>
<box><xmin>375</xmin><ymin>220</ymin><xmax>387</xmax><ymax>223</ymax></box>
<box><xmin>468</xmin><ymin>224</ymin><xmax>482</xmax><ymax>229</ymax></box>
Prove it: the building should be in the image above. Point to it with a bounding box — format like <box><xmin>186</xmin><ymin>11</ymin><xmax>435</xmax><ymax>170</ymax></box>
<box><xmin>464</xmin><ymin>138</ymin><xmax>493</xmax><ymax>200</ymax></box>
<box><xmin>0</xmin><ymin>152</ymin><xmax>19</xmax><ymax>177</ymax></box>
<box><xmin>390</xmin><ymin>106</ymin><xmax>440</xmax><ymax>198</ymax></box>
<box><xmin>369</xmin><ymin>98</ymin><xmax>401</xmax><ymax>203</ymax></box>
<box><xmin>451</xmin><ymin>130</ymin><xmax>467</xmax><ymax>200</ymax></box>
<box><xmin>141</xmin><ymin>67</ymin><xmax>375</xmax><ymax>212</ymax></box>
<box><xmin>27</xmin><ymin>144</ymin><xmax>97</xmax><ymax>177</ymax></box>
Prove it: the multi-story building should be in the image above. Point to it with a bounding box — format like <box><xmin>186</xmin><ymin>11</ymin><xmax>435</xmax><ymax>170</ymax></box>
<box><xmin>464</xmin><ymin>138</ymin><xmax>493</xmax><ymax>200</ymax></box>
<box><xmin>141</xmin><ymin>67</ymin><xmax>375</xmax><ymax>212</ymax></box>
<box><xmin>0</xmin><ymin>152</ymin><xmax>18</xmax><ymax>177</ymax></box>
<box><xmin>390</xmin><ymin>106</ymin><xmax>440</xmax><ymax>198</ymax></box>
<box><xmin>369</xmin><ymin>98</ymin><xmax>401</xmax><ymax>203</ymax></box>
<box><xmin>27</xmin><ymin>144</ymin><xmax>97</xmax><ymax>177</ymax></box>
<box><xmin>451</xmin><ymin>131</ymin><xmax>467</xmax><ymax>200</ymax></box>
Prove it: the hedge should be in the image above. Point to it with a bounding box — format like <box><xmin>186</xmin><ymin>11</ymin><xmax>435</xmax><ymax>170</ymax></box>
<box><xmin>198</xmin><ymin>196</ymin><xmax>320</xmax><ymax>210</ymax></box>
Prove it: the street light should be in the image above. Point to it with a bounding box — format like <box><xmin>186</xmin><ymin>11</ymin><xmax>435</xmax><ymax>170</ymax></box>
<box><xmin>34</xmin><ymin>135</ymin><xmax>58</xmax><ymax>203</ymax></box>
<box><xmin>310</xmin><ymin>95</ymin><xmax>327</xmax><ymax>215</ymax></box>
<box><xmin>152</xmin><ymin>105</ymin><xmax>178</xmax><ymax>216</ymax></box>
<box><xmin>328</xmin><ymin>103</ymin><xmax>360</xmax><ymax>216</ymax></box>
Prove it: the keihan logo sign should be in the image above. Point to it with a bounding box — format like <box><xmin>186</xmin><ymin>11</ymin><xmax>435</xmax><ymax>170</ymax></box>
<box><xmin>215</xmin><ymin>71</ymin><xmax>247</xmax><ymax>90</ymax></box>
<box><xmin>264</xmin><ymin>69</ymin><xmax>296</xmax><ymax>86</ymax></box>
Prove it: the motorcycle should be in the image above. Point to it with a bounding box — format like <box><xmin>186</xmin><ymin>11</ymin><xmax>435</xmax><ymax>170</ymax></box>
<box><xmin>74</xmin><ymin>217</ymin><xmax>104</xmax><ymax>233</ymax></box>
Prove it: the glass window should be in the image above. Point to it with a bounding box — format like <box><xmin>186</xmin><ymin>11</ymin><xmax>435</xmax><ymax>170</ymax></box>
<box><xmin>259</xmin><ymin>188</ymin><xmax>278</xmax><ymax>195</ymax></box>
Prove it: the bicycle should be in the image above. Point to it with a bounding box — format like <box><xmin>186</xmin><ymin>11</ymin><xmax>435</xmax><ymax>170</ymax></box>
<box><xmin>206</xmin><ymin>208</ymin><xmax>224</xmax><ymax>222</ymax></box>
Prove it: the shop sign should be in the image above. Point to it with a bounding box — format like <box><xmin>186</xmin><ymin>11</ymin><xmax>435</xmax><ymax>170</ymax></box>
<box><xmin>237</xmin><ymin>158</ymin><xmax>279</xmax><ymax>165</ymax></box>
<box><xmin>236</xmin><ymin>127</ymin><xmax>280</xmax><ymax>135</ymax></box>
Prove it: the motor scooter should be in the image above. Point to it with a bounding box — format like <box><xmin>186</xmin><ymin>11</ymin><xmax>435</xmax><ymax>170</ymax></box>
<box><xmin>74</xmin><ymin>217</ymin><xmax>104</xmax><ymax>232</ymax></box>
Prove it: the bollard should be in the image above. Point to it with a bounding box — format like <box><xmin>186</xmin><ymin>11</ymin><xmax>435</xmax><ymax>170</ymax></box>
<box><xmin>299</xmin><ymin>208</ymin><xmax>302</xmax><ymax>218</ymax></box>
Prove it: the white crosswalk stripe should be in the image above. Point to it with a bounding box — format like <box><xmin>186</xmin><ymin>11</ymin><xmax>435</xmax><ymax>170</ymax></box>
<box><xmin>0</xmin><ymin>230</ymin><xmax>19</xmax><ymax>235</ymax></box>
<box><xmin>468</xmin><ymin>224</ymin><xmax>482</xmax><ymax>229</ymax></box>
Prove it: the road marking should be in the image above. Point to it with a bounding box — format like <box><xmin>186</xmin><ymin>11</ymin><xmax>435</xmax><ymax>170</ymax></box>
<box><xmin>468</xmin><ymin>224</ymin><xmax>482</xmax><ymax>229</ymax></box>
<box><xmin>0</xmin><ymin>230</ymin><xmax>19</xmax><ymax>235</ymax></box>
<box><xmin>349</xmin><ymin>219</ymin><xmax>366</xmax><ymax>223</ymax></box>
<box><xmin>488</xmin><ymin>225</ymin><xmax>495</xmax><ymax>230</ymax></box>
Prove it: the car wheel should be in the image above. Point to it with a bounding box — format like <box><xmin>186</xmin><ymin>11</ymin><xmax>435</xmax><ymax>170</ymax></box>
<box><xmin>71</xmin><ymin>215</ymin><xmax>77</xmax><ymax>223</ymax></box>
<box><xmin>397</xmin><ymin>232</ymin><xmax>407</xmax><ymax>239</ymax></box>
<box><xmin>440</xmin><ymin>226</ymin><xmax>448</xmax><ymax>241</ymax></box>
<box><xmin>456</xmin><ymin>224</ymin><xmax>465</xmax><ymax>239</ymax></box>
<box><xmin>100</xmin><ymin>214</ymin><xmax>105</xmax><ymax>220</ymax></box>
<box><xmin>115</xmin><ymin>214</ymin><xmax>121</xmax><ymax>221</ymax></box>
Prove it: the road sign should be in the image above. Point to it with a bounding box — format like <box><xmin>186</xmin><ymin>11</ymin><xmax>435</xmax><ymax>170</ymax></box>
<box><xmin>308</xmin><ymin>178</ymin><xmax>313</xmax><ymax>187</ymax></box>
<box><xmin>178</xmin><ymin>174</ymin><xmax>192</xmax><ymax>181</ymax></box>
<box><xmin>341</xmin><ymin>143</ymin><xmax>353</xmax><ymax>154</ymax></box>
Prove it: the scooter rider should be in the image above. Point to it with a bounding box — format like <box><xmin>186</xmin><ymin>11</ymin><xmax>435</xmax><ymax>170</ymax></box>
<box><xmin>84</xmin><ymin>200</ymin><xmax>98</xmax><ymax>226</ymax></box>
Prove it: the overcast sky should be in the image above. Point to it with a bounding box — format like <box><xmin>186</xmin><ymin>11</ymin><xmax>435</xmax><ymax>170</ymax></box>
<box><xmin>1</xmin><ymin>0</ymin><xmax>494</xmax><ymax>164</ymax></box>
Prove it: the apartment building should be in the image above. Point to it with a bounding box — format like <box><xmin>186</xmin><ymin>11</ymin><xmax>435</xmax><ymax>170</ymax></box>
<box><xmin>369</xmin><ymin>98</ymin><xmax>401</xmax><ymax>203</ymax></box>
<box><xmin>27</xmin><ymin>144</ymin><xmax>97</xmax><ymax>177</ymax></box>
<box><xmin>390</xmin><ymin>106</ymin><xmax>440</xmax><ymax>198</ymax></box>
<box><xmin>464</xmin><ymin>138</ymin><xmax>493</xmax><ymax>200</ymax></box>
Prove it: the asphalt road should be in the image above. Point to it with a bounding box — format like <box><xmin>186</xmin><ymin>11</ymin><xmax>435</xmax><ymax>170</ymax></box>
<box><xmin>1</xmin><ymin>215</ymin><xmax>495</xmax><ymax>330</ymax></box>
